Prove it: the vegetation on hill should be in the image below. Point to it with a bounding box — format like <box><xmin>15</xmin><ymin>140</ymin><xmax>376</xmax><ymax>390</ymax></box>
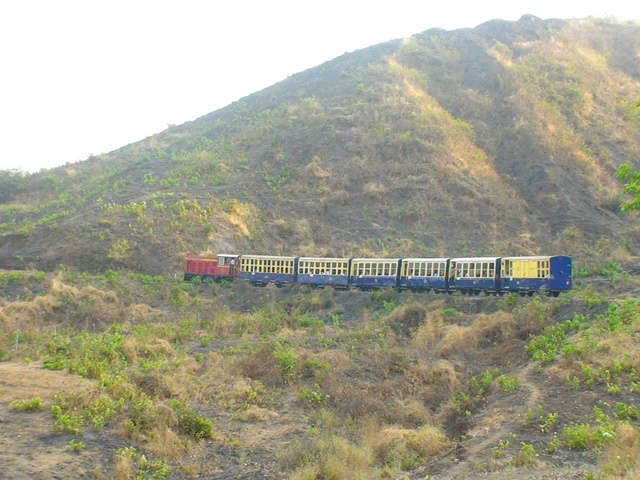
<box><xmin>1</xmin><ymin>244</ymin><xmax>640</xmax><ymax>479</ymax></box>
<box><xmin>1</xmin><ymin>16</ymin><xmax>639</xmax><ymax>273</ymax></box>
<box><xmin>1</xmin><ymin>14</ymin><xmax>640</xmax><ymax>480</ymax></box>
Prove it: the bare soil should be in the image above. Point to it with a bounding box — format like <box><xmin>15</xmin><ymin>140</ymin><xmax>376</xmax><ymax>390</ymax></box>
<box><xmin>0</xmin><ymin>362</ymin><xmax>101</xmax><ymax>479</ymax></box>
<box><xmin>0</xmin><ymin>361</ymin><xmax>302</xmax><ymax>479</ymax></box>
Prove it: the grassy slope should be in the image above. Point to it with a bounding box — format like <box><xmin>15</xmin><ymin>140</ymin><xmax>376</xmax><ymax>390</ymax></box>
<box><xmin>1</xmin><ymin>242</ymin><xmax>640</xmax><ymax>478</ymax></box>
<box><xmin>1</xmin><ymin>17</ymin><xmax>640</xmax><ymax>274</ymax></box>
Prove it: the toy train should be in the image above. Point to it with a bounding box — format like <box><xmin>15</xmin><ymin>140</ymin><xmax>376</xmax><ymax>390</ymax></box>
<box><xmin>184</xmin><ymin>253</ymin><xmax>572</xmax><ymax>296</ymax></box>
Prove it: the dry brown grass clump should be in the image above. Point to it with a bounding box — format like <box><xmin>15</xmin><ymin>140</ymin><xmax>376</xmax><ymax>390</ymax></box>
<box><xmin>412</xmin><ymin>310</ymin><xmax>522</xmax><ymax>364</ymax></box>
<box><xmin>599</xmin><ymin>423</ymin><xmax>640</xmax><ymax>479</ymax></box>
<box><xmin>0</xmin><ymin>278</ymin><xmax>164</xmax><ymax>332</ymax></box>
<box><xmin>366</xmin><ymin>423</ymin><xmax>452</xmax><ymax>466</ymax></box>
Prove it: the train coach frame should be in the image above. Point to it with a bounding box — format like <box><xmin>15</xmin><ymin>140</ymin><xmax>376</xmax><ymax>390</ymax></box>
<box><xmin>398</xmin><ymin>258</ymin><xmax>449</xmax><ymax>292</ymax></box>
<box><xmin>448</xmin><ymin>257</ymin><xmax>500</xmax><ymax>295</ymax></box>
<box><xmin>297</xmin><ymin>257</ymin><xmax>351</xmax><ymax>289</ymax></box>
<box><xmin>238</xmin><ymin>254</ymin><xmax>297</xmax><ymax>287</ymax></box>
<box><xmin>350</xmin><ymin>258</ymin><xmax>401</xmax><ymax>290</ymax></box>
<box><xmin>500</xmin><ymin>255</ymin><xmax>572</xmax><ymax>296</ymax></box>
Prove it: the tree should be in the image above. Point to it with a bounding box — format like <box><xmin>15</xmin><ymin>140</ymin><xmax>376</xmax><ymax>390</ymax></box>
<box><xmin>0</xmin><ymin>169</ymin><xmax>26</xmax><ymax>204</ymax></box>
<box><xmin>615</xmin><ymin>164</ymin><xmax>640</xmax><ymax>212</ymax></box>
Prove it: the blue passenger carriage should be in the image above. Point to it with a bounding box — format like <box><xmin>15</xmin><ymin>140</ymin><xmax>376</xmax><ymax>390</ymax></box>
<box><xmin>499</xmin><ymin>255</ymin><xmax>572</xmax><ymax>296</ymax></box>
<box><xmin>398</xmin><ymin>258</ymin><xmax>449</xmax><ymax>292</ymax></box>
<box><xmin>449</xmin><ymin>257</ymin><xmax>500</xmax><ymax>294</ymax></box>
<box><xmin>297</xmin><ymin>257</ymin><xmax>351</xmax><ymax>289</ymax></box>
<box><xmin>238</xmin><ymin>254</ymin><xmax>297</xmax><ymax>287</ymax></box>
<box><xmin>349</xmin><ymin>258</ymin><xmax>401</xmax><ymax>290</ymax></box>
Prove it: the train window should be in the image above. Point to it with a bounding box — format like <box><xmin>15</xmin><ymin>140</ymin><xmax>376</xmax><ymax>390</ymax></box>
<box><xmin>538</xmin><ymin>260</ymin><xmax>549</xmax><ymax>278</ymax></box>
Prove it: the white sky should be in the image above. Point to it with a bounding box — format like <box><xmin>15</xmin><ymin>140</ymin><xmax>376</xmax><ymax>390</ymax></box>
<box><xmin>1</xmin><ymin>1</ymin><xmax>639</xmax><ymax>173</ymax></box>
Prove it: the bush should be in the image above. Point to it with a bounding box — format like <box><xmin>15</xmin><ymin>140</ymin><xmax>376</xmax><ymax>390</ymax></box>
<box><xmin>0</xmin><ymin>169</ymin><xmax>26</xmax><ymax>203</ymax></box>
<box><xmin>10</xmin><ymin>397</ymin><xmax>45</xmax><ymax>411</ymax></box>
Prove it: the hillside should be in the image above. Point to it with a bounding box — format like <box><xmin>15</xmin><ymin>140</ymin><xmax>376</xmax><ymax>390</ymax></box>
<box><xmin>1</xmin><ymin>15</ymin><xmax>640</xmax><ymax>273</ymax></box>
<box><xmin>1</xmin><ymin>14</ymin><xmax>640</xmax><ymax>480</ymax></box>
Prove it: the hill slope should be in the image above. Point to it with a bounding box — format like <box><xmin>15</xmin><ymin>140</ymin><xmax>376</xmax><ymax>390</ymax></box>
<box><xmin>1</xmin><ymin>15</ymin><xmax>640</xmax><ymax>273</ymax></box>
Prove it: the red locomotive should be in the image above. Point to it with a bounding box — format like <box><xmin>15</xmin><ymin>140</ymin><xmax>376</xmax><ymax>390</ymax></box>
<box><xmin>183</xmin><ymin>253</ymin><xmax>239</xmax><ymax>282</ymax></box>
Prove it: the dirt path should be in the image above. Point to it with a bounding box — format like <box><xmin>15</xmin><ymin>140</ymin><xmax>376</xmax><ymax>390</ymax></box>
<box><xmin>403</xmin><ymin>364</ymin><xmax>587</xmax><ymax>480</ymax></box>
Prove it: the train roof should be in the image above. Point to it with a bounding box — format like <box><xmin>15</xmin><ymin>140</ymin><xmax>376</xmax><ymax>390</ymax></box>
<box><xmin>500</xmin><ymin>255</ymin><xmax>565</xmax><ymax>260</ymax></box>
<box><xmin>402</xmin><ymin>257</ymin><xmax>449</xmax><ymax>262</ymax></box>
<box><xmin>450</xmin><ymin>257</ymin><xmax>501</xmax><ymax>262</ymax></box>
<box><xmin>239</xmin><ymin>254</ymin><xmax>297</xmax><ymax>260</ymax></box>
<box><xmin>351</xmin><ymin>258</ymin><xmax>401</xmax><ymax>262</ymax></box>
<box><xmin>298</xmin><ymin>257</ymin><xmax>350</xmax><ymax>262</ymax></box>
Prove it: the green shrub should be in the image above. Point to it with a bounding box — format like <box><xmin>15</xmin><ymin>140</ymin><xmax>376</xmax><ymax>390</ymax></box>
<box><xmin>10</xmin><ymin>397</ymin><xmax>45</xmax><ymax>411</ymax></box>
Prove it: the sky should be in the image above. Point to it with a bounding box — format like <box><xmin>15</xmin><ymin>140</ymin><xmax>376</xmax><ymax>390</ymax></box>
<box><xmin>1</xmin><ymin>1</ymin><xmax>639</xmax><ymax>173</ymax></box>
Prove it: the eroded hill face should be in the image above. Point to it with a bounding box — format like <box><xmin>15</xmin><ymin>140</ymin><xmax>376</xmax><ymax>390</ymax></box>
<box><xmin>1</xmin><ymin>16</ymin><xmax>640</xmax><ymax>274</ymax></box>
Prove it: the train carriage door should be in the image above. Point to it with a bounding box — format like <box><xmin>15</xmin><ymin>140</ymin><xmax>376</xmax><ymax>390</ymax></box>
<box><xmin>229</xmin><ymin>257</ymin><xmax>236</xmax><ymax>277</ymax></box>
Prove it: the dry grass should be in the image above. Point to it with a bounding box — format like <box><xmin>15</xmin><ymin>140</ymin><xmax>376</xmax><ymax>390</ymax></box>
<box><xmin>0</xmin><ymin>278</ymin><xmax>164</xmax><ymax>332</ymax></box>
<box><xmin>147</xmin><ymin>426</ymin><xmax>186</xmax><ymax>459</ymax></box>
<box><xmin>599</xmin><ymin>423</ymin><xmax>640</xmax><ymax>479</ymax></box>
<box><xmin>113</xmin><ymin>454</ymin><xmax>135</xmax><ymax>480</ymax></box>
<box><xmin>363</xmin><ymin>182</ymin><xmax>388</xmax><ymax>198</ymax></box>
<box><xmin>407</xmin><ymin>359</ymin><xmax>461</xmax><ymax>408</ymax></box>
<box><xmin>233</xmin><ymin>405</ymin><xmax>280</xmax><ymax>422</ymax></box>
<box><xmin>365</xmin><ymin>422</ymin><xmax>452</xmax><ymax>468</ymax></box>
<box><xmin>411</xmin><ymin>311</ymin><xmax>448</xmax><ymax>351</ymax></box>
<box><xmin>411</xmin><ymin>310</ymin><xmax>523</xmax><ymax>365</ymax></box>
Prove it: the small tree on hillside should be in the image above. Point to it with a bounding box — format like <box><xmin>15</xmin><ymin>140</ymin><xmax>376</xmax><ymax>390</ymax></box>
<box><xmin>616</xmin><ymin>164</ymin><xmax>640</xmax><ymax>212</ymax></box>
<box><xmin>0</xmin><ymin>169</ymin><xmax>26</xmax><ymax>204</ymax></box>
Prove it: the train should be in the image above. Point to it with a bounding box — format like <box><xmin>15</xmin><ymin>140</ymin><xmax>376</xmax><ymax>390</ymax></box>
<box><xmin>184</xmin><ymin>253</ymin><xmax>572</xmax><ymax>296</ymax></box>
